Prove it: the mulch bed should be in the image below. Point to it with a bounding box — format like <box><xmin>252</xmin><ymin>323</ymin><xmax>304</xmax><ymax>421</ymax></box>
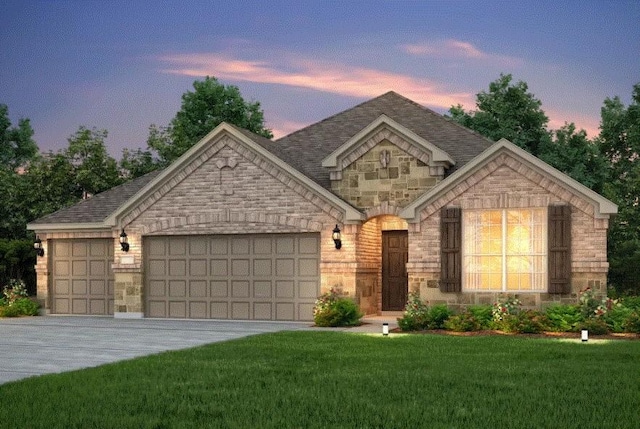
<box><xmin>390</xmin><ymin>328</ymin><xmax>640</xmax><ymax>340</ymax></box>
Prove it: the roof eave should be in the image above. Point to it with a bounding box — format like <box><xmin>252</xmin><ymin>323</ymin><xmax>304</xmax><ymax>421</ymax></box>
<box><xmin>400</xmin><ymin>138</ymin><xmax>618</xmax><ymax>221</ymax></box>
<box><xmin>321</xmin><ymin>114</ymin><xmax>455</xmax><ymax>168</ymax></box>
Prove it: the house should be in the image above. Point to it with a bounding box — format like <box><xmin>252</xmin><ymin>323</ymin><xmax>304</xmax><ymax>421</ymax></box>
<box><xmin>27</xmin><ymin>92</ymin><xmax>617</xmax><ymax>320</ymax></box>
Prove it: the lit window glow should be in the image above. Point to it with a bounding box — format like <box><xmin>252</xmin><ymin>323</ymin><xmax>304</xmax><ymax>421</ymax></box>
<box><xmin>463</xmin><ymin>209</ymin><xmax>546</xmax><ymax>291</ymax></box>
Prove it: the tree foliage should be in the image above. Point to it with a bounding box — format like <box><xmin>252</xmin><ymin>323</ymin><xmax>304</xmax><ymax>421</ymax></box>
<box><xmin>0</xmin><ymin>104</ymin><xmax>38</xmax><ymax>171</ymax></box>
<box><xmin>148</xmin><ymin>76</ymin><xmax>272</xmax><ymax>165</ymax></box>
<box><xmin>449</xmin><ymin>74</ymin><xmax>551</xmax><ymax>155</ymax></box>
<box><xmin>598</xmin><ymin>84</ymin><xmax>640</xmax><ymax>294</ymax></box>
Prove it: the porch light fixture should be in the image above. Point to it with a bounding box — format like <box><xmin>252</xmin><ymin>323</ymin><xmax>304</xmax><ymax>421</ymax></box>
<box><xmin>581</xmin><ymin>329</ymin><xmax>588</xmax><ymax>343</ymax></box>
<box><xmin>34</xmin><ymin>236</ymin><xmax>44</xmax><ymax>257</ymax></box>
<box><xmin>332</xmin><ymin>225</ymin><xmax>342</xmax><ymax>249</ymax></box>
<box><xmin>119</xmin><ymin>229</ymin><xmax>130</xmax><ymax>252</ymax></box>
<box><xmin>382</xmin><ymin>322</ymin><xmax>389</xmax><ymax>336</ymax></box>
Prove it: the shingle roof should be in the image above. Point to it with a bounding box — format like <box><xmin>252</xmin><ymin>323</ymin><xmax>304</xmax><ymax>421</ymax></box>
<box><xmin>29</xmin><ymin>169</ymin><xmax>163</xmax><ymax>225</ymax></box>
<box><xmin>270</xmin><ymin>91</ymin><xmax>493</xmax><ymax>189</ymax></box>
<box><xmin>29</xmin><ymin>92</ymin><xmax>494</xmax><ymax>226</ymax></box>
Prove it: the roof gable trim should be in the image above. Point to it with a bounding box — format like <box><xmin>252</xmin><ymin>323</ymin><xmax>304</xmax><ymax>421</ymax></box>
<box><xmin>400</xmin><ymin>138</ymin><xmax>618</xmax><ymax>220</ymax></box>
<box><xmin>321</xmin><ymin>114</ymin><xmax>455</xmax><ymax>169</ymax></box>
<box><xmin>106</xmin><ymin>123</ymin><xmax>364</xmax><ymax>226</ymax></box>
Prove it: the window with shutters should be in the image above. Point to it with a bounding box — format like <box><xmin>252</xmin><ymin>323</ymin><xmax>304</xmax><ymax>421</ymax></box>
<box><xmin>463</xmin><ymin>209</ymin><xmax>547</xmax><ymax>292</ymax></box>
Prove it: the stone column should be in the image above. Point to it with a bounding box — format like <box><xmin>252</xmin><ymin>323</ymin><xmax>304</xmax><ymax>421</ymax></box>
<box><xmin>112</xmin><ymin>263</ymin><xmax>144</xmax><ymax>318</ymax></box>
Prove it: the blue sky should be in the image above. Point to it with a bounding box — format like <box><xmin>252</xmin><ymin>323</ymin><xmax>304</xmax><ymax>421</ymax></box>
<box><xmin>1</xmin><ymin>0</ymin><xmax>639</xmax><ymax>156</ymax></box>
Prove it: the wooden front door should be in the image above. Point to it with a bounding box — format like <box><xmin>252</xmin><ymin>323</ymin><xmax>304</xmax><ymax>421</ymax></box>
<box><xmin>382</xmin><ymin>231</ymin><xmax>408</xmax><ymax>311</ymax></box>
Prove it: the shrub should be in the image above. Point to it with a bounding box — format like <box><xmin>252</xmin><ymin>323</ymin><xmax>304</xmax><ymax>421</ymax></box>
<box><xmin>545</xmin><ymin>304</ymin><xmax>583</xmax><ymax>332</ymax></box>
<box><xmin>621</xmin><ymin>296</ymin><xmax>640</xmax><ymax>311</ymax></box>
<box><xmin>427</xmin><ymin>304</ymin><xmax>452</xmax><ymax>329</ymax></box>
<box><xmin>313</xmin><ymin>289</ymin><xmax>362</xmax><ymax>327</ymax></box>
<box><xmin>604</xmin><ymin>306</ymin><xmax>634</xmax><ymax>333</ymax></box>
<box><xmin>2</xmin><ymin>279</ymin><xmax>29</xmax><ymax>305</ymax></box>
<box><xmin>578</xmin><ymin>318</ymin><xmax>609</xmax><ymax>335</ymax></box>
<box><xmin>12</xmin><ymin>297</ymin><xmax>40</xmax><ymax>316</ymax></box>
<box><xmin>623</xmin><ymin>312</ymin><xmax>640</xmax><ymax>334</ymax></box>
<box><xmin>578</xmin><ymin>287</ymin><xmax>620</xmax><ymax>318</ymax></box>
<box><xmin>444</xmin><ymin>310</ymin><xmax>483</xmax><ymax>332</ymax></box>
<box><xmin>492</xmin><ymin>296</ymin><xmax>522</xmax><ymax>322</ymax></box>
<box><xmin>467</xmin><ymin>305</ymin><xmax>493</xmax><ymax>329</ymax></box>
<box><xmin>0</xmin><ymin>305</ymin><xmax>20</xmax><ymax>318</ymax></box>
<box><xmin>506</xmin><ymin>310</ymin><xmax>549</xmax><ymax>334</ymax></box>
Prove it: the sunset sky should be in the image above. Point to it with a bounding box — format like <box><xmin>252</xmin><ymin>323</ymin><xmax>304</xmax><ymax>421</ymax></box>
<box><xmin>2</xmin><ymin>1</ymin><xmax>639</xmax><ymax>156</ymax></box>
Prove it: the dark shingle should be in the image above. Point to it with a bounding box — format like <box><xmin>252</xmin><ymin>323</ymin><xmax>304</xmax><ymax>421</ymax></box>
<box><xmin>29</xmin><ymin>169</ymin><xmax>163</xmax><ymax>225</ymax></box>
<box><xmin>270</xmin><ymin>91</ymin><xmax>493</xmax><ymax>189</ymax></box>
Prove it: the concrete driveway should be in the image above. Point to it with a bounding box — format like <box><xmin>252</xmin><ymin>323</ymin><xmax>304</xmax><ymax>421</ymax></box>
<box><xmin>0</xmin><ymin>316</ymin><xmax>313</xmax><ymax>385</ymax></box>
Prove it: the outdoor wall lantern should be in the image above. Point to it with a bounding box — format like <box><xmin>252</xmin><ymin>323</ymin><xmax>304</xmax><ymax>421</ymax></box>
<box><xmin>119</xmin><ymin>229</ymin><xmax>130</xmax><ymax>252</ymax></box>
<box><xmin>332</xmin><ymin>224</ymin><xmax>342</xmax><ymax>249</ymax></box>
<box><xmin>34</xmin><ymin>236</ymin><xmax>45</xmax><ymax>257</ymax></box>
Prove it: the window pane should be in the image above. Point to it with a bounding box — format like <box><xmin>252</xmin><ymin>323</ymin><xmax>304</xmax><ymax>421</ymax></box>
<box><xmin>463</xmin><ymin>208</ymin><xmax>547</xmax><ymax>292</ymax></box>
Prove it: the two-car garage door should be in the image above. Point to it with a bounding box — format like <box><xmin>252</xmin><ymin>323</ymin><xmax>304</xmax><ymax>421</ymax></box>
<box><xmin>144</xmin><ymin>234</ymin><xmax>320</xmax><ymax>321</ymax></box>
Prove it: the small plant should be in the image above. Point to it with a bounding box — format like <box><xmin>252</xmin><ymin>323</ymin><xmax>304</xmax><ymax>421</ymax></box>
<box><xmin>578</xmin><ymin>317</ymin><xmax>609</xmax><ymax>335</ymax></box>
<box><xmin>444</xmin><ymin>310</ymin><xmax>483</xmax><ymax>332</ymax></box>
<box><xmin>397</xmin><ymin>292</ymin><xmax>430</xmax><ymax>331</ymax></box>
<box><xmin>545</xmin><ymin>304</ymin><xmax>583</xmax><ymax>332</ymax></box>
<box><xmin>623</xmin><ymin>312</ymin><xmax>640</xmax><ymax>334</ymax></box>
<box><xmin>467</xmin><ymin>305</ymin><xmax>493</xmax><ymax>329</ymax></box>
<box><xmin>428</xmin><ymin>304</ymin><xmax>452</xmax><ymax>329</ymax></box>
<box><xmin>12</xmin><ymin>298</ymin><xmax>40</xmax><ymax>316</ymax></box>
<box><xmin>313</xmin><ymin>288</ymin><xmax>362</xmax><ymax>327</ymax></box>
<box><xmin>492</xmin><ymin>296</ymin><xmax>522</xmax><ymax>321</ymax></box>
<box><xmin>3</xmin><ymin>279</ymin><xmax>29</xmax><ymax>306</ymax></box>
<box><xmin>604</xmin><ymin>306</ymin><xmax>634</xmax><ymax>333</ymax></box>
<box><xmin>578</xmin><ymin>287</ymin><xmax>620</xmax><ymax>319</ymax></box>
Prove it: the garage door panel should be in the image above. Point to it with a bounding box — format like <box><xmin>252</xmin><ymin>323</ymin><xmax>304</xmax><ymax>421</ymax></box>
<box><xmin>232</xmin><ymin>302</ymin><xmax>250</xmax><ymax>319</ymax></box>
<box><xmin>254</xmin><ymin>281</ymin><xmax>272</xmax><ymax>298</ymax></box>
<box><xmin>189</xmin><ymin>259</ymin><xmax>207</xmax><ymax>276</ymax></box>
<box><xmin>299</xmin><ymin>303</ymin><xmax>315</xmax><ymax>321</ymax></box>
<box><xmin>231</xmin><ymin>259</ymin><xmax>249</xmax><ymax>276</ymax></box>
<box><xmin>51</xmin><ymin>238</ymin><xmax>114</xmax><ymax>315</ymax></box>
<box><xmin>72</xmin><ymin>280</ymin><xmax>87</xmax><ymax>295</ymax></box>
<box><xmin>169</xmin><ymin>301</ymin><xmax>186</xmax><ymax>318</ymax></box>
<box><xmin>169</xmin><ymin>260</ymin><xmax>186</xmax><ymax>276</ymax></box>
<box><xmin>169</xmin><ymin>280</ymin><xmax>186</xmax><ymax>297</ymax></box>
<box><xmin>211</xmin><ymin>259</ymin><xmax>228</xmax><ymax>276</ymax></box>
<box><xmin>72</xmin><ymin>298</ymin><xmax>87</xmax><ymax>314</ymax></box>
<box><xmin>299</xmin><ymin>280</ymin><xmax>319</xmax><ymax>298</ymax></box>
<box><xmin>145</xmin><ymin>234</ymin><xmax>319</xmax><ymax>321</ymax></box>
<box><xmin>148</xmin><ymin>301</ymin><xmax>166</xmax><ymax>318</ymax></box>
<box><xmin>232</xmin><ymin>281</ymin><xmax>249</xmax><ymax>298</ymax></box>
<box><xmin>276</xmin><ymin>280</ymin><xmax>294</xmax><ymax>298</ymax></box>
<box><xmin>276</xmin><ymin>302</ymin><xmax>294</xmax><ymax>320</ymax></box>
<box><xmin>189</xmin><ymin>281</ymin><xmax>207</xmax><ymax>297</ymax></box>
<box><xmin>189</xmin><ymin>301</ymin><xmax>207</xmax><ymax>318</ymax></box>
<box><xmin>254</xmin><ymin>302</ymin><xmax>272</xmax><ymax>320</ymax></box>
<box><xmin>211</xmin><ymin>302</ymin><xmax>228</xmax><ymax>318</ymax></box>
<box><xmin>210</xmin><ymin>280</ymin><xmax>228</xmax><ymax>297</ymax></box>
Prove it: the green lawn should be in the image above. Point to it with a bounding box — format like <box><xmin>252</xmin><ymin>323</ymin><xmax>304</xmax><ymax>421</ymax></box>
<box><xmin>1</xmin><ymin>332</ymin><xmax>639</xmax><ymax>428</ymax></box>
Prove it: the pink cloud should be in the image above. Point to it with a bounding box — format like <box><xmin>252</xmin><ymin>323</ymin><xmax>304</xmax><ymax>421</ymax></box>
<box><xmin>157</xmin><ymin>53</ymin><xmax>475</xmax><ymax>110</ymax></box>
<box><xmin>400</xmin><ymin>39</ymin><xmax>523</xmax><ymax>68</ymax></box>
<box><xmin>545</xmin><ymin>107</ymin><xmax>601</xmax><ymax>138</ymax></box>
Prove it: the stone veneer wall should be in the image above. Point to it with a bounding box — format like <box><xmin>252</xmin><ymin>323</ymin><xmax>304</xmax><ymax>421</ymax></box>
<box><xmin>408</xmin><ymin>152</ymin><xmax>610</xmax><ymax>309</ymax></box>
<box><xmin>331</xmin><ymin>141</ymin><xmax>442</xmax><ymax>210</ymax></box>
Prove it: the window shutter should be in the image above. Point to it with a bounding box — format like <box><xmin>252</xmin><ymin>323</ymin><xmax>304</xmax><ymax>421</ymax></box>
<box><xmin>440</xmin><ymin>207</ymin><xmax>461</xmax><ymax>292</ymax></box>
<box><xmin>548</xmin><ymin>204</ymin><xmax>571</xmax><ymax>293</ymax></box>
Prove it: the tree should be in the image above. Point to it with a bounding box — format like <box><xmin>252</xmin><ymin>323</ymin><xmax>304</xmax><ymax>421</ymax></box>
<box><xmin>66</xmin><ymin>127</ymin><xmax>122</xmax><ymax>197</ymax></box>
<box><xmin>0</xmin><ymin>104</ymin><xmax>38</xmax><ymax>170</ymax></box>
<box><xmin>119</xmin><ymin>147</ymin><xmax>160</xmax><ymax>180</ymax></box>
<box><xmin>598</xmin><ymin>83</ymin><xmax>640</xmax><ymax>294</ymax></box>
<box><xmin>148</xmin><ymin>76</ymin><xmax>272</xmax><ymax>165</ymax></box>
<box><xmin>538</xmin><ymin>123</ymin><xmax>608</xmax><ymax>193</ymax></box>
<box><xmin>449</xmin><ymin>74</ymin><xmax>551</xmax><ymax>155</ymax></box>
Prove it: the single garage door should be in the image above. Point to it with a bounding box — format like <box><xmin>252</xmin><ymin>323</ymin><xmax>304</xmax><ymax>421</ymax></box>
<box><xmin>51</xmin><ymin>239</ymin><xmax>114</xmax><ymax>315</ymax></box>
<box><xmin>145</xmin><ymin>234</ymin><xmax>320</xmax><ymax>321</ymax></box>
